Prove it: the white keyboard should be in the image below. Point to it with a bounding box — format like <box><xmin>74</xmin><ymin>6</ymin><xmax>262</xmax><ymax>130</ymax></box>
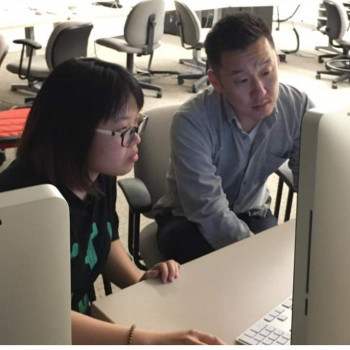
<box><xmin>236</xmin><ymin>297</ymin><xmax>292</xmax><ymax>345</ymax></box>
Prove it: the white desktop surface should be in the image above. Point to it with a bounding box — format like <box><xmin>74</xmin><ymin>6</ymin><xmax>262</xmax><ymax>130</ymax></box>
<box><xmin>92</xmin><ymin>220</ymin><xmax>295</xmax><ymax>344</ymax></box>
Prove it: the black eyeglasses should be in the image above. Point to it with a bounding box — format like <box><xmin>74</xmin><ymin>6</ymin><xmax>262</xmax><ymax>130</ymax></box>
<box><xmin>95</xmin><ymin>114</ymin><xmax>149</xmax><ymax>147</ymax></box>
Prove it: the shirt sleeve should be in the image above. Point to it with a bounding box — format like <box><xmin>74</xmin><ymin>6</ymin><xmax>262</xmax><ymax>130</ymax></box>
<box><xmin>170</xmin><ymin>112</ymin><xmax>250</xmax><ymax>250</ymax></box>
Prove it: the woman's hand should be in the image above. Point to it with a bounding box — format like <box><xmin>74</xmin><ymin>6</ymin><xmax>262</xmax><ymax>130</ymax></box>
<box><xmin>160</xmin><ymin>329</ymin><xmax>226</xmax><ymax>345</ymax></box>
<box><xmin>140</xmin><ymin>259</ymin><xmax>180</xmax><ymax>283</ymax></box>
<box><xmin>133</xmin><ymin>328</ymin><xmax>226</xmax><ymax>345</ymax></box>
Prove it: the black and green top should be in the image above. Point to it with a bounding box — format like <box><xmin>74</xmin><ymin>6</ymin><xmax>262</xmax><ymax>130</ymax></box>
<box><xmin>0</xmin><ymin>161</ymin><xmax>119</xmax><ymax>314</ymax></box>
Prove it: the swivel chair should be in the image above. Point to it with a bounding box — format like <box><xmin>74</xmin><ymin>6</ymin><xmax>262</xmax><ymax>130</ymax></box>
<box><xmin>0</xmin><ymin>35</ymin><xmax>8</xmax><ymax>68</ymax></box>
<box><xmin>316</xmin><ymin>0</ymin><xmax>350</xmax><ymax>89</ymax></box>
<box><xmin>96</xmin><ymin>0</ymin><xmax>178</xmax><ymax>98</ymax></box>
<box><xmin>117</xmin><ymin>105</ymin><xmax>178</xmax><ymax>270</ymax></box>
<box><xmin>274</xmin><ymin>161</ymin><xmax>296</xmax><ymax>222</ymax></box>
<box><xmin>315</xmin><ymin>1</ymin><xmax>343</xmax><ymax>63</ymax></box>
<box><xmin>6</xmin><ymin>22</ymin><xmax>93</xmax><ymax>98</ymax></box>
<box><xmin>174</xmin><ymin>1</ymin><xmax>210</xmax><ymax>93</ymax></box>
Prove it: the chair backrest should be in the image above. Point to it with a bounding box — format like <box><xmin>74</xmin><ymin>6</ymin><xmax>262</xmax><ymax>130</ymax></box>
<box><xmin>45</xmin><ymin>21</ymin><xmax>93</xmax><ymax>71</ymax></box>
<box><xmin>174</xmin><ymin>0</ymin><xmax>201</xmax><ymax>48</ymax></box>
<box><xmin>134</xmin><ymin>104</ymin><xmax>179</xmax><ymax>217</ymax></box>
<box><xmin>0</xmin><ymin>34</ymin><xmax>9</xmax><ymax>67</ymax></box>
<box><xmin>323</xmin><ymin>0</ymin><xmax>349</xmax><ymax>41</ymax></box>
<box><xmin>124</xmin><ymin>0</ymin><xmax>165</xmax><ymax>50</ymax></box>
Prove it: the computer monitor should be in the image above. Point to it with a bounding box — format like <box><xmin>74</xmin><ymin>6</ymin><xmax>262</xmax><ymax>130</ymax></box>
<box><xmin>0</xmin><ymin>185</ymin><xmax>71</xmax><ymax>344</ymax></box>
<box><xmin>292</xmin><ymin>106</ymin><xmax>350</xmax><ymax>344</ymax></box>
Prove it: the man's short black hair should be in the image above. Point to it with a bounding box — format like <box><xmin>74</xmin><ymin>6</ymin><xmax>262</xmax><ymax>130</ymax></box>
<box><xmin>205</xmin><ymin>12</ymin><xmax>275</xmax><ymax>71</ymax></box>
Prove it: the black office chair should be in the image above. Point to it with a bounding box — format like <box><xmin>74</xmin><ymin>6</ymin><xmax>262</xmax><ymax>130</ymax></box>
<box><xmin>316</xmin><ymin>0</ymin><xmax>350</xmax><ymax>89</ymax></box>
<box><xmin>6</xmin><ymin>21</ymin><xmax>93</xmax><ymax>98</ymax></box>
<box><xmin>88</xmin><ymin>275</ymin><xmax>113</xmax><ymax>302</ymax></box>
<box><xmin>96</xmin><ymin>0</ymin><xmax>178</xmax><ymax>98</ymax></box>
<box><xmin>174</xmin><ymin>0</ymin><xmax>210</xmax><ymax>93</ymax></box>
<box><xmin>274</xmin><ymin>162</ymin><xmax>296</xmax><ymax>222</ymax></box>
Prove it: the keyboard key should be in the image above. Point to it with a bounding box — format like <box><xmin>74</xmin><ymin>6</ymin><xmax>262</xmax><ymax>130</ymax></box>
<box><xmin>268</xmin><ymin>333</ymin><xmax>280</xmax><ymax>341</ymax></box>
<box><xmin>275</xmin><ymin>307</ymin><xmax>284</xmax><ymax>314</ymax></box>
<box><xmin>277</xmin><ymin>314</ymin><xmax>288</xmax><ymax>321</ymax></box>
<box><xmin>265</xmin><ymin>325</ymin><xmax>276</xmax><ymax>332</ymax></box>
<box><xmin>251</xmin><ymin>321</ymin><xmax>267</xmax><ymax>333</ymax></box>
<box><xmin>274</xmin><ymin>329</ymin><xmax>284</xmax><ymax>336</ymax></box>
<box><xmin>270</xmin><ymin>310</ymin><xmax>280</xmax><ymax>318</ymax></box>
<box><xmin>282</xmin><ymin>333</ymin><xmax>291</xmax><ymax>340</ymax></box>
<box><xmin>254</xmin><ymin>334</ymin><xmax>265</xmax><ymax>342</ymax></box>
<box><xmin>276</xmin><ymin>337</ymin><xmax>289</xmax><ymax>345</ymax></box>
<box><xmin>262</xmin><ymin>338</ymin><xmax>274</xmax><ymax>345</ymax></box>
<box><xmin>238</xmin><ymin>334</ymin><xmax>259</xmax><ymax>345</ymax></box>
<box><xmin>260</xmin><ymin>329</ymin><xmax>272</xmax><ymax>337</ymax></box>
<box><xmin>282</xmin><ymin>299</ymin><xmax>292</xmax><ymax>308</ymax></box>
<box><xmin>245</xmin><ymin>330</ymin><xmax>256</xmax><ymax>338</ymax></box>
<box><xmin>264</xmin><ymin>314</ymin><xmax>275</xmax><ymax>322</ymax></box>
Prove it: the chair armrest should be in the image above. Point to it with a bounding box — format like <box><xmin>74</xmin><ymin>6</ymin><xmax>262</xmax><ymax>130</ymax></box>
<box><xmin>118</xmin><ymin>178</ymin><xmax>152</xmax><ymax>214</ymax></box>
<box><xmin>13</xmin><ymin>39</ymin><xmax>42</xmax><ymax>50</ymax></box>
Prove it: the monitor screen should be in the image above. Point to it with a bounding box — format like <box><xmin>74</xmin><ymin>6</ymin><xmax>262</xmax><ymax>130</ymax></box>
<box><xmin>292</xmin><ymin>106</ymin><xmax>350</xmax><ymax>344</ymax></box>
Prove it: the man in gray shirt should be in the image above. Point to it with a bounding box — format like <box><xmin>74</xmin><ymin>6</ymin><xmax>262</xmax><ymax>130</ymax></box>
<box><xmin>153</xmin><ymin>12</ymin><xmax>314</xmax><ymax>264</ymax></box>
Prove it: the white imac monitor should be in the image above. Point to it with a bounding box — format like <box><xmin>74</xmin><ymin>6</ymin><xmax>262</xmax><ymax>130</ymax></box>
<box><xmin>292</xmin><ymin>106</ymin><xmax>350</xmax><ymax>344</ymax></box>
<box><xmin>0</xmin><ymin>185</ymin><xmax>71</xmax><ymax>344</ymax></box>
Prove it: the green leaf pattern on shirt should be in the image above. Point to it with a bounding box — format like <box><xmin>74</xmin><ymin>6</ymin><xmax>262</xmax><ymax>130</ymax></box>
<box><xmin>78</xmin><ymin>293</ymin><xmax>89</xmax><ymax>314</ymax></box>
<box><xmin>107</xmin><ymin>221</ymin><xmax>112</xmax><ymax>239</ymax></box>
<box><xmin>85</xmin><ymin>222</ymin><xmax>99</xmax><ymax>269</ymax></box>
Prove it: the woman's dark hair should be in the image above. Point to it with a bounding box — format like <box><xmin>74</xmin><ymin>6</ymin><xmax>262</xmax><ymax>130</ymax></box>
<box><xmin>204</xmin><ymin>12</ymin><xmax>275</xmax><ymax>71</ymax></box>
<box><xmin>17</xmin><ymin>57</ymin><xmax>144</xmax><ymax>194</ymax></box>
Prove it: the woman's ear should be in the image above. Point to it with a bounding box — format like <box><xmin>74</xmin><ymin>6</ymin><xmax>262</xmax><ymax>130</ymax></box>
<box><xmin>208</xmin><ymin>69</ymin><xmax>223</xmax><ymax>93</ymax></box>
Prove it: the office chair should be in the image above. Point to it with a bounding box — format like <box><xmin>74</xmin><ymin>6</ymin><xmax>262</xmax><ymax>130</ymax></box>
<box><xmin>95</xmin><ymin>0</ymin><xmax>178</xmax><ymax>98</ymax></box>
<box><xmin>273</xmin><ymin>161</ymin><xmax>296</xmax><ymax>222</ymax></box>
<box><xmin>316</xmin><ymin>0</ymin><xmax>350</xmax><ymax>89</ymax></box>
<box><xmin>174</xmin><ymin>0</ymin><xmax>210</xmax><ymax>93</ymax></box>
<box><xmin>118</xmin><ymin>104</ymin><xmax>179</xmax><ymax>270</ymax></box>
<box><xmin>6</xmin><ymin>21</ymin><xmax>93</xmax><ymax>98</ymax></box>
<box><xmin>0</xmin><ymin>34</ymin><xmax>8</xmax><ymax>68</ymax></box>
<box><xmin>0</xmin><ymin>36</ymin><xmax>11</xmax><ymax>165</ymax></box>
<box><xmin>315</xmin><ymin>1</ymin><xmax>343</xmax><ymax>63</ymax></box>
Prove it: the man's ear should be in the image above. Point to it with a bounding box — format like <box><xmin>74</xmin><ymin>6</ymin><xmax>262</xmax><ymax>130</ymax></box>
<box><xmin>208</xmin><ymin>69</ymin><xmax>223</xmax><ymax>93</ymax></box>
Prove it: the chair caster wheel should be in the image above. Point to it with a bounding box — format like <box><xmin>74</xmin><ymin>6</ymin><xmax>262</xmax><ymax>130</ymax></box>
<box><xmin>332</xmin><ymin>83</ymin><xmax>338</xmax><ymax>89</ymax></box>
<box><xmin>178</xmin><ymin>78</ymin><xmax>184</xmax><ymax>85</ymax></box>
<box><xmin>316</xmin><ymin>73</ymin><xmax>321</xmax><ymax>79</ymax></box>
<box><xmin>192</xmin><ymin>85</ymin><xmax>198</xmax><ymax>93</ymax></box>
<box><xmin>318</xmin><ymin>57</ymin><xmax>324</xmax><ymax>64</ymax></box>
<box><xmin>157</xmin><ymin>91</ymin><xmax>162</xmax><ymax>98</ymax></box>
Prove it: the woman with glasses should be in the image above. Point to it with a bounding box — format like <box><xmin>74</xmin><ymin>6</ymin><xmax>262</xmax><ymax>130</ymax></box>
<box><xmin>0</xmin><ymin>58</ymin><xmax>224</xmax><ymax>345</ymax></box>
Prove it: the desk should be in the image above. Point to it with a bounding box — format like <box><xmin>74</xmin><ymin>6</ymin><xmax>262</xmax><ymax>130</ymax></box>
<box><xmin>92</xmin><ymin>220</ymin><xmax>295</xmax><ymax>344</ymax></box>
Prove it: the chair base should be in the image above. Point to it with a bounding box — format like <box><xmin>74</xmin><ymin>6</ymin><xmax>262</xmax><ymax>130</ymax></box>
<box><xmin>316</xmin><ymin>58</ymin><xmax>350</xmax><ymax>89</ymax></box>
<box><xmin>179</xmin><ymin>57</ymin><xmax>206</xmax><ymax>69</ymax></box>
<box><xmin>315</xmin><ymin>44</ymin><xmax>342</xmax><ymax>63</ymax></box>
<box><xmin>178</xmin><ymin>72</ymin><xmax>209</xmax><ymax>93</ymax></box>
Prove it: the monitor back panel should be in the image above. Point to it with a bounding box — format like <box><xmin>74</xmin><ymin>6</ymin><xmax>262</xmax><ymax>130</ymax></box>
<box><xmin>0</xmin><ymin>185</ymin><xmax>71</xmax><ymax>344</ymax></box>
<box><xmin>292</xmin><ymin>107</ymin><xmax>350</xmax><ymax>344</ymax></box>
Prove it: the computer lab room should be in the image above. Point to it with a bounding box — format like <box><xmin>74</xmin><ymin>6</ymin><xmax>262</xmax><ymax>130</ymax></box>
<box><xmin>0</xmin><ymin>0</ymin><xmax>350</xmax><ymax>345</ymax></box>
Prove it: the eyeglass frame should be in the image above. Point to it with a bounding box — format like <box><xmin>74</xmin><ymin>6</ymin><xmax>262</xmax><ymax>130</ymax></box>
<box><xmin>95</xmin><ymin>114</ymin><xmax>149</xmax><ymax>147</ymax></box>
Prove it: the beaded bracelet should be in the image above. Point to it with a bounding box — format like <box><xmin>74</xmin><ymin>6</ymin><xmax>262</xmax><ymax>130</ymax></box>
<box><xmin>128</xmin><ymin>324</ymin><xmax>136</xmax><ymax>345</ymax></box>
